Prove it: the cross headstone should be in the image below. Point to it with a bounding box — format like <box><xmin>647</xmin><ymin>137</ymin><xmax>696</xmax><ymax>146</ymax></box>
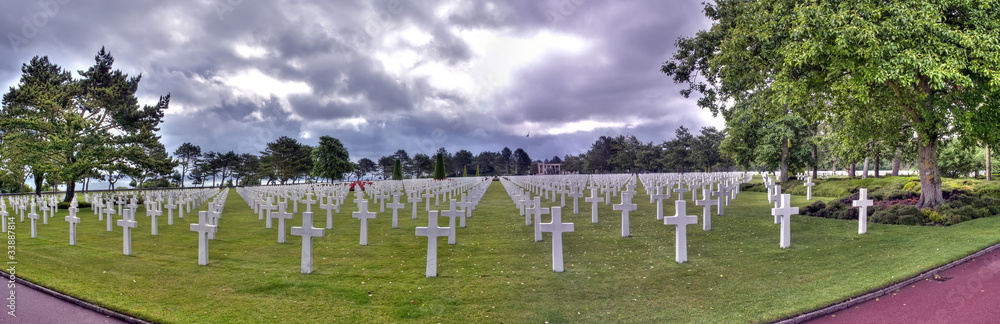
<box><xmin>770</xmin><ymin>185</ymin><xmax>782</xmax><ymax>224</ymax></box>
<box><xmin>651</xmin><ymin>186</ymin><xmax>670</xmax><ymax>221</ymax></box>
<box><xmin>441</xmin><ymin>200</ymin><xmax>465</xmax><ymax>244</ymax></box>
<box><xmin>319</xmin><ymin>195</ymin><xmax>339</xmax><ymax>229</ymax></box>
<box><xmin>663</xmin><ymin>200</ymin><xmax>698</xmax><ymax>263</ymax></box>
<box><xmin>771</xmin><ymin>194</ymin><xmax>798</xmax><ymax>249</ymax></box>
<box><xmin>567</xmin><ymin>187</ymin><xmax>583</xmax><ymax>214</ymax></box>
<box><xmin>117</xmin><ymin>209</ymin><xmax>138</xmax><ymax>255</ymax></box>
<box><xmin>165</xmin><ymin>198</ymin><xmax>177</xmax><ymax>225</ymax></box>
<box><xmin>104</xmin><ymin>201</ymin><xmax>115</xmax><ymax>232</ymax></box>
<box><xmin>853</xmin><ymin>188</ymin><xmax>873</xmax><ymax>234</ymax></box>
<box><xmin>66</xmin><ymin>206</ymin><xmax>80</xmax><ymax>245</ymax></box>
<box><xmin>612</xmin><ymin>192</ymin><xmax>637</xmax><ymax>237</ymax></box>
<box><xmin>190</xmin><ymin>211</ymin><xmax>217</xmax><ymax>265</ymax></box>
<box><xmin>352</xmin><ymin>200</ymin><xmax>376</xmax><ymax>245</ymax></box>
<box><xmin>528</xmin><ymin>197</ymin><xmax>549</xmax><ymax>242</ymax></box>
<box><xmin>301</xmin><ymin>196</ymin><xmax>316</xmax><ymax>213</ymax></box>
<box><xmin>584</xmin><ymin>188</ymin><xmax>601</xmax><ymax>223</ymax></box>
<box><xmin>386</xmin><ymin>195</ymin><xmax>405</xmax><ymax>229</ymax></box>
<box><xmin>674</xmin><ymin>183</ymin><xmax>690</xmax><ymax>201</ymax></box>
<box><xmin>804</xmin><ymin>177</ymin><xmax>816</xmax><ymax>200</ymax></box>
<box><xmin>415</xmin><ymin>211</ymin><xmax>450</xmax><ymax>277</ymax></box>
<box><xmin>0</xmin><ymin>204</ymin><xmax>7</xmax><ymax>234</ymax></box>
<box><xmin>147</xmin><ymin>202</ymin><xmax>162</xmax><ymax>235</ymax></box>
<box><xmin>422</xmin><ymin>191</ymin><xmax>435</xmax><ymax>212</ymax></box>
<box><xmin>27</xmin><ymin>203</ymin><xmax>39</xmax><ymax>238</ymax></box>
<box><xmin>694</xmin><ymin>188</ymin><xmax>718</xmax><ymax>231</ymax></box>
<box><xmin>407</xmin><ymin>195</ymin><xmax>421</xmax><ymax>220</ymax></box>
<box><xmin>272</xmin><ymin>202</ymin><xmax>294</xmax><ymax>243</ymax></box>
<box><xmin>538</xmin><ymin>207</ymin><xmax>574</xmax><ymax>272</ymax></box>
<box><xmin>291</xmin><ymin>211</ymin><xmax>325</xmax><ymax>274</ymax></box>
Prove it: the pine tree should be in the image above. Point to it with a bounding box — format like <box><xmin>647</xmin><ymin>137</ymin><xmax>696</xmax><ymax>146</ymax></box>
<box><xmin>463</xmin><ymin>165</ymin><xmax>468</xmax><ymax>177</ymax></box>
<box><xmin>392</xmin><ymin>159</ymin><xmax>403</xmax><ymax>180</ymax></box>
<box><xmin>433</xmin><ymin>153</ymin><xmax>446</xmax><ymax>180</ymax></box>
<box><xmin>476</xmin><ymin>164</ymin><xmax>480</xmax><ymax>177</ymax></box>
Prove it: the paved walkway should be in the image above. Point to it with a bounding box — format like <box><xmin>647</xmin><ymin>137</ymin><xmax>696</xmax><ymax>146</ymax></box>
<box><xmin>807</xmin><ymin>246</ymin><xmax>1000</xmax><ymax>324</ymax></box>
<box><xmin>2</xmin><ymin>272</ymin><xmax>133</xmax><ymax>324</ymax></box>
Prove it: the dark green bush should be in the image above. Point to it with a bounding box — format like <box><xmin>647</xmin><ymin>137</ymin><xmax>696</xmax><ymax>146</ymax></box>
<box><xmin>870</xmin><ymin>205</ymin><xmax>922</xmax><ymax>225</ymax></box>
<box><xmin>58</xmin><ymin>201</ymin><xmax>92</xmax><ymax>209</ymax></box>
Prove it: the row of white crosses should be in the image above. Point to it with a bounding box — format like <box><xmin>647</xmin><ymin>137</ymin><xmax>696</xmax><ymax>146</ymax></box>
<box><xmin>503</xmin><ymin>173</ymin><xmax>752</xmax><ymax>267</ymax></box>
<box><xmin>766</xmin><ymin>174</ymin><xmax>876</xmax><ymax>248</ymax></box>
<box><xmin>232</xmin><ymin>178</ymin><xmax>491</xmax><ymax>275</ymax></box>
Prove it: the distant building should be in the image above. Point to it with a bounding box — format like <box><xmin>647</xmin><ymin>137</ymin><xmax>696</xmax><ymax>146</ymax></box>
<box><xmin>538</xmin><ymin>163</ymin><xmax>562</xmax><ymax>175</ymax></box>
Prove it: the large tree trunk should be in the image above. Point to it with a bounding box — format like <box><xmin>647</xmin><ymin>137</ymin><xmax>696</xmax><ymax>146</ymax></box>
<box><xmin>33</xmin><ymin>172</ymin><xmax>44</xmax><ymax>197</ymax></box>
<box><xmin>988</xmin><ymin>144</ymin><xmax>992</xmax><ymax>181</ymax></box>
<box><xmin>779</xmin><ymin>137</ymin><xmax>789</xmax><ymax>182</ymax></box>
<box><xmin>64</xmin><ymin>180</ymin><xmax>76</xmax><ymax>202</ymax></box>
<box><xmin>874</xmin><ymin>155</ymin><xmax>880</xmax><ymax>178</ymax></box>
<box><xmin>892</xmin><ymin>148</ymin><xmax>901</xmax><ymax>176</ymax></box>
<box><xmin>848</xmin><ymin>163</ymin><xmax>856</xmax><ymax>178</ymax></box>
<box><xmin>915</xmin><ymin>136</ymin><xmax>944</xmax><ymax>209</ymax></box>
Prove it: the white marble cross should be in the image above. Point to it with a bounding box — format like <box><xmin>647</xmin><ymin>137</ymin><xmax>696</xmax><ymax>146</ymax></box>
<box><xmin>386</xmin><ymin>195</ymin><xmax>405</xmax><ymax>229</ymax></box>
<box><xmin>117</xmin><ymin>209</ymin><xmax>138</xmax><ymax>255</ymax></box>
<box><xmin>584</xmin><ymin>188</ymin><xmax>601</xmax><ymax>223</ymax></box>
<box><xmin>456</xmin><ymin>195</ymin><xmax>475</xmax><ymax>220</ymax></box>
<box><xmin>441</xmin><ymin>199</ymin><xmax>465</xmax><ymax>244</ymax></box>
<box><xmin>612</xmin><ymin>192</ymin><xmax>637</xmax><ymax>237</ymax></box>
<box><xmin>66</xmin><ymin>206</ymin><xmax>80</xmax><ymax>245</ymax></box>
<box><xmin>165</xmin><ymin>198</ymin><xmax>177</xmax><ymax>225</ymax></box>
<box><xmin>272</xmin><ymin>202</ymin><xmax>294</xmax><ymax>243</ymax></box>
<box><xmin>407</xmin><ymin>195</ymin><xmax>421</xmax><ymax>220</ymax></box>
<box><xmin>352</xmin><ymin>200</ymin><xmax>376</xmax><ymax>245</ymax></box>
<box><xmin>0</xmin><ymin>204</ymin><xmax>7</xmax><ymax>234</ymax></box>
<box><xmin>539</xmin><ymin>207</ymin><xmax>574</xmax><ymax>272</ymax></box>
<box><xmin>190</xmin><ymin>211</ymin><xmax>217</xmax><ymax>265</ymax></box>
<box><xmin>147</xmin><ymin>202</ymin><xmax>162</xmax><ymax>235</ymax></box>
<box><xmin>771</xmin><ymin>194</ymin><xmax>798</xmax><ymax>249</ymax></box>
<box><xmin>770</xmin><ymin>185</ymin><xmax>782</xmax><ymax>224</ymax></box>
<box><xmin>301</xmin><ymin>196</ymin><xmax>316</xmax><ymax>213</ymax></box>
<box><xmin>663</xmin><ymin>200</ymin><xmax>698</xmax><ymax>263</ymax></box>
<box><xmin>291</xmin><ymin>211</ymin><xmax>325</xmax><ymax>274</ymax></box>
<box><xmin>28</xmin><ymin>203</ymin><xmax>39</xmax><ymax>238</ymax></box>
<box><xmin>694</xmin><ymin>188</ymin><xmax>718</xmax><ymax>231</ymax></box>
<box><xmin>804</xmin><ymin>177</ymin><xmax>816</xmax><ymax>200</ymax></box>
<box><xmin>651</xmin><ymin>186</ymin><xmax>670</xmax><ymax>221</ymax></box>
<box><xmin>674</xmin><ymin>183</ymin><xmax>690</xmax><ymax>201</ymax></box>
<box><xmin>853</xmin><ymin>188</ymin><xmax>873</xmax><ymax>234</ymax></box>
<box><xmin>319</xmin><ymin>195</ymin><xmax>339</xmax><ymax>229</ymax></box>
<box><xmin>528</xmin><ymin>197</ymin><xmax>549</xmax><ymax>241</ymax></box>
<box><xmin>104</xmin><ymin>201</ymin><xmax>115</xmax><ymax>232</ymax></box>
<box><xmin>415</xmin><ymin>211</ymin><xmax>450</xmax><ymax>277</ymax></box>
<box><xmin>567</xmin><ymin>187</ymin><xmax>583</xmax><ymax>214</ymax></box>
<box><xmin>40</xmin><ymin>201</ymin><xmax>50</xmax><ymax>225</ymax></box>
<box><xmin>422</xmin><ymin>191</ymin><xmax>435</xmax><ymax>212</ymax></box>
<box><xmin>261</xmin><ymin>199</ymin><xmax>277</xmax><ymax>227</ymax></box>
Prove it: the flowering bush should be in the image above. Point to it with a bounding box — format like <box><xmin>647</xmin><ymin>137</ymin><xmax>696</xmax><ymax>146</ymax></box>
<box><xmin>349</xmin><ymin>181</ymin><xmax>373</xmax><ymax>191</ymax></box>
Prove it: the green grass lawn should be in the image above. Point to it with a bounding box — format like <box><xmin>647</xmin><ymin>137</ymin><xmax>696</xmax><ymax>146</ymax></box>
<box><xmin>12</xmin><ymin>183</ymin><xmax>1000</xmax><ymax>323</ymax></box>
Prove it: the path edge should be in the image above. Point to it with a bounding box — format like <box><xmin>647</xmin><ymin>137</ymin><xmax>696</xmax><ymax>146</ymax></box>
<box><xmin>0</xmin><ymin>270</ymin><xmax>153</xmax><ymax>324</ymax></box>
<box><xmin>772</xmin><ymin>241</ymin><xmax>1000</xmax><ymax>324</ymax></box>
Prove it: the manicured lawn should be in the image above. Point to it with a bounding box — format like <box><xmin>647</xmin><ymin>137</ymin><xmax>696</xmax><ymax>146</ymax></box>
<box><xmin>13</xmin><ymin>182</ymin><xmax>1000</xmax><ymax>323</ymax></box>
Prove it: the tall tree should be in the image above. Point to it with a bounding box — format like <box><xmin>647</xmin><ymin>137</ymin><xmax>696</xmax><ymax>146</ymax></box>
<box><xmin>411</xmin><ymin>153</ymin><xmax>433</xmax><ymax>178</ymax></box>
<box><xmin>174</xmin><ymin>142</ymin><xmax>201</xmax><ymax>187</ymax></box>
<box><xmin>663</xmin><ymin>0</ymin><xmax>1000</xmax><ymax>208</ymax></box>
<box><xmin>433</xmin><ymin>153</ymin><xmax>446</xmax><ymax>179</ymax></box>
<box><xmin>310</xmin><ymin>136</ymin><xmax>352</xmax><ymax>182</ymax></box>
<box><xmin>354</xmin><ymin>157</ymin><xmax>376</xmax><ymax>180</ymax></box>
<box><xmin>500</xmin><ymin>147</ymin><xmax>513</xmax><ymax>175</ymax></box>
<box><xmin>0</xmin><ymin>49</ymin><xmax>170</xmax><ymax>201</ymax></box>
<box><xmin>512</xmin><ymin>148</ymin><xmax>531</xmax><ymax>175</ymax></box>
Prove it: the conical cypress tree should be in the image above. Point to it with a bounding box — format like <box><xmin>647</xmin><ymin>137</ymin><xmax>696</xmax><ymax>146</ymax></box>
<box><xmin>392</xmin><ymin>159</ymin><xmax>403</xmax><ymax>180</ymax></box>
<box><xmin>476</xmin><ymin>164</ymin><xmax>480</xmax><ymax>177</ymax></box>
<box><xmin>463</xmin><ymin>165</ymin><xmax>468</xmax><ymax>177</ymax></box>
<box><xmin>433</xmin><ymin>153</ymin><xmax>446</xmax><ymax>180</ymax></box>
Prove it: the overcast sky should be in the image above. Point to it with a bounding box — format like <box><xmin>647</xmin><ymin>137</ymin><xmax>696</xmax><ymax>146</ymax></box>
<box><xmin>2</xmin><ymin>0</ymin><xmax>724</xmax><ymax>164</ymax></box>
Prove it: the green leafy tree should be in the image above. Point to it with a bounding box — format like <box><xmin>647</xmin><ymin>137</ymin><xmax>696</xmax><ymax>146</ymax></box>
<box><xmin>434</xmin><ymin>153</ymin><xmax>446</xmax><ymax>180</ymax></box>
<box><xmin>663</xmin><ymin>1</ymin><xmax>1000</xmax><ymax>208</ymax></box>
<box><xmin>174</xmin><ymin>142</ymin><xmax>201</xmax><ymax>187</ymax></box>
<box><xmin>377</xmin><ymin>155</ymin><xmax>394</xmax><ymax>179</ymax></box>
<box><xmin>353</xmin><ymin>157</ymin><xmax>376</xmax><ymax>180</ymax></box>
<box><xmin>412</xmin><ymin>153</ymin><xmax>433</xmax><ymax>177</ymax></box>
<box><xmin>310</xmin><ymin>136</ymin><xmax>352</xmax><ymax>182</ymax></box>
<box><xmin>1</xmin><ymin>49</ymin><xmax>170</xmax><ymax>201</ymax></box>
<box><xmin>512</xmin><ymin>148</ymin><xmax>531</xmax><ymax>175</ymax></box>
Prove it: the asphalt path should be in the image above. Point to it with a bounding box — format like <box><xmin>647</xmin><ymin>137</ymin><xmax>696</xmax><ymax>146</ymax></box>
<box><xmin>807</xmin><ymin>246</ymin><xmax>1000</xmax><ymax>324</ymax></box>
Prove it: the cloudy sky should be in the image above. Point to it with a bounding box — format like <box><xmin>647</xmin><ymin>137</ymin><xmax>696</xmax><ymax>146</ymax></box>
<box><xmin>2</xmin><ymin>0</ymin><xmax>723</xmax><ymax>164</ymax></box>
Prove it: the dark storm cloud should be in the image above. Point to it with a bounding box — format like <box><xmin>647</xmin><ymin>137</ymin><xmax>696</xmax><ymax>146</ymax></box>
<box><xmin>1</xmin><ymin>0</ymin><xmax>720</xmax><ymax>169</ymax></box>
